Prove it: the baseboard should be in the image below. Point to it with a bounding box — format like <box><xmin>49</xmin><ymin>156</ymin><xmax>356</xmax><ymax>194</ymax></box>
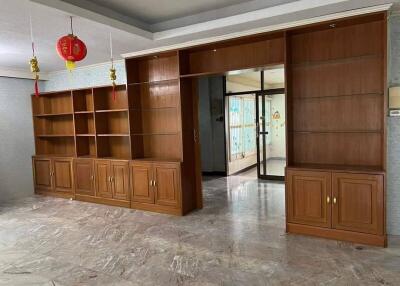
<box><xmin>35</xmin><ymin>189</ymin><xmax>74</xmax><ymax>200</ymax></box>
<box><xmin>75</xmin><ymin>194</ymin><xmax>130</xmax><ymax>208</ymax></box>
<box><xmin>202</xmin><ymin>171</ymin><xmax>227</xmax><ymax>176</ymax></box>
<box><xmin>287</xmin><ymin>223</ymin><xmax>387</xmax><ymax>247</ymax></box>
<box><xmin>229</xmin><ymin>163</ymin><xmax>257</xmax><ymax>176</ymax></box>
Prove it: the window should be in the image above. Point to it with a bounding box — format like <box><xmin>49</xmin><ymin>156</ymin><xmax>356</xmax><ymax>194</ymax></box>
<box><xmin>228</xmin><ymin>95</ymin><xmax>256</xmax><ymax>161</ymax></box>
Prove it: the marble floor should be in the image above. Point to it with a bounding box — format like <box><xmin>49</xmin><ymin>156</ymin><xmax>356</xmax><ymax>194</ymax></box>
<box><xmin>0</xmin><ymin>175</ymin><xmax>399</xmax><ymax>285</ymax></box>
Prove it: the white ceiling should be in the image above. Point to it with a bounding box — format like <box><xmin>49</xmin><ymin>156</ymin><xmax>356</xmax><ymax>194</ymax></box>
<box><xmin>0</xmin><ymin>0</ymin><xmax>396</xmax><ymax>74</ymax></box>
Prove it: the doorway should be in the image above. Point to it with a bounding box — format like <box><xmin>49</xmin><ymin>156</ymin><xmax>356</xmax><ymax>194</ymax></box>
<box><xmin>225</xmin><ymin>67</ymin><xmax>286</xmax><ymax>180</ymax></box>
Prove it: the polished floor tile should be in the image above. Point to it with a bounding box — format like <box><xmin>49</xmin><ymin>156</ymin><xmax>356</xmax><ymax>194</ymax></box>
<box><xmin>0</xmin><ymin>175</ymin><xmax>399</xmax><ymax>285</ymax></box>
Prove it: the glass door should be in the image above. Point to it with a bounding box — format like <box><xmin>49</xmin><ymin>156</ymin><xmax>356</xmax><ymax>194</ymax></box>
<box><xmin>256</xmin><ymin>91</ymin><xmax>285</xmax><ymax>180</ymax></box>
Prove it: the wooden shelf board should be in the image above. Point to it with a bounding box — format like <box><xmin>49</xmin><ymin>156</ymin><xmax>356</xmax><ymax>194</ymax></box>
<box><xmin>76</xmin><ymin>134</ymin><xmax>95</xmax><ymax>137</ymax></box>
<box><xmin>128</xmin><ymin>78</ymin><xmax>179</xmax><ymax>86</ymax></box>
<box><xmin>33</xmin><ymin>154</ymin><xmax>73</xmax><ymax>158</ymax></box>
<box><xmin>290</xmin><ymin>130</ymin><xmax>383</xmax><ymax>134</ymax></box>
<box><xmin>95</xmin><ymin>109</ymin><xmax>129</xmax><ymax>113</ymax></box>
<box><xmin>133</xmin><ymin>157</ymin><xmax>182</xmax><ymax>163</ymax></box>
<box><xmin>287</xmin><ymin>163</ymin><xmax>385</xmax><ymax>174</ymax></box>
<box><xmin>130</xmin><ymin>107</ymin><xmax>178</xmax><ymax>111</ymax></box>
<box><xmin>292</xmin><ymin>93</ymin><xmax>383</xmax><ymax>100</ymax></box>
<box><xmin>97</xmin><ymin>134</ymin><xmax>130</xmax><ymax>137</ymax></box>
<box><xmin>74</xmin><ymin>111</ymin><xmax>94</xmax><ymax>114</ymax></box>
<box><xmin>292</xmin><ymin>54</ymin><xmax>383</xmax><ymax>68</ymax></box>
<box><xmin>36</xmin><ymin>134</ymin><xmax>75</xmax><ymax>138</ymax></box>
<box><xmin>77</xmin><ymin>155</ymin><xmax>96</xmax><ymax>158</ymax></box>
<box><xmin>34</xmin><ymin>112</ymin><xmax>73</xmax><ymax>117</ymax></box>
<box><xmin>98</xmin><ymin>156</ymin><xmax>130</xmax><ymax>160</ymax></box>
<box><xmin>131</xmin><ymin>132</ymin><xmax>180</xmax><ymax>136</ymax></box>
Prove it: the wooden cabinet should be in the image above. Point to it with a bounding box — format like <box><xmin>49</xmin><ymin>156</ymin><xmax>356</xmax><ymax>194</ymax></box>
<box><xmin>32</xmin><ymin>157</ymin><xmax>74</xmax><ymax>196</ymax></box>
<box><xmin>286</xmin><ymin>168</ymin><xmax>385</xmax><ymax>246</ymax></box>
<box><xmin>74</xmin><ymin>159</ymin><xmax>94</xmax><ymax>196</ymax></box>
<box><xmin>110</xmin><ymin>161</ymin><xmax>130</xmax><ymax>201</ymax></box>
<box><xmin>154</xmin><ymin>163</ymin><xmax>180</xmax><ymax>208</ymax></box>
<box><xmin>130</xmin><ymin>162</ymin><xmax>154</xmax><ymax>204</ymax></box>
<box><xmin>52</xmin><ymin>158</ymin><xmax>74</xmax><ymax>193</ymax></box>
<box><xmin>33</xmin><ymin>157</ymin><xmax>53</xmax><ymax>191</ymax></box>
<box><xmin>332</xmin><ymin>173</ymin><xmax>384</xmax><ymax>235</ymax></box>
<box><xmin>130</xmin><ymin>161</ymin><xmax>181</xmax><ymax>214</ymax></box>
<box><xmin>94</xmin><ymin>159</ymin><xmax>129</xmax><ymax>201</ymax></box>
<box><xmin>287</xmin><ymin>170</ymin><xmax>331</xmax><ymax>228</ymax></box>
<box><xmin>95</xmin><ymin>160</ymin><xmax>112</xmax><ymax>198</ymax></box>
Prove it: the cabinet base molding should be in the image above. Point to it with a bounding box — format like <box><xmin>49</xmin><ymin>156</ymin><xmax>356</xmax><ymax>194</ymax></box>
<box><xmin>131</xmin><ymin>202</ymin><xmax>183</xmax><ymax>216</ymax></box>
<box><xmin>287</xmin><ymin>223</ymin><xmax>387</xmax><ymax>247</ymax></box>
<box><xmin>75</xmin><ymin>194</ymin><xmax>130</xmax><ymax>208</ymax></box>
<box><xmin>35</xmin><ymin>189</ymin><xmax>74</xmax><ymax>200</ymax></box>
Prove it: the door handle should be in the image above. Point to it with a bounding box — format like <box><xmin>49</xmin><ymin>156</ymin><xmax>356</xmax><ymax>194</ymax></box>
<box><xmin>90</xmin><ymin>175</ymin><xmax>94</xmax><ymax>181</ymax></box>
<box><xmin>333</xmin><ymin>197</ymin><xmax>337</xmax><ymax>204</ymax></box>
<box><xmin>327</xmin><ymin>196</ymin><xmax>330</xmax><ymax>204</ymax></box>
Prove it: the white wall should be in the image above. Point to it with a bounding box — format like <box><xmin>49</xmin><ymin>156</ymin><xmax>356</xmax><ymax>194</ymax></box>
<box><xmin>0</xmin><ymin>77</ymin><xmax>37</xmax><ymax>202</ymax></box>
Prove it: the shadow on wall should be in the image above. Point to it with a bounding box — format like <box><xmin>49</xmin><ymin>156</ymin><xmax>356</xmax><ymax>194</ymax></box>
<box><xmin>0</xmin><ymin>77</ymin><xmax>37</xmax><ymax>202</ymax></box>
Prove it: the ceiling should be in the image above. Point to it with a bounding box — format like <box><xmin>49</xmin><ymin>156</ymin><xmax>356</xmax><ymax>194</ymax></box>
<box><xmin>0</xmin><ymin>0</ymin><xmax>396</xmax><ymax>74</ymax></box>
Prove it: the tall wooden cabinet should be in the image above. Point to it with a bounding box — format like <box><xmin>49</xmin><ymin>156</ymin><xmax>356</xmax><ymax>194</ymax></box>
<box><xmin>31</xmin><ymin>52</ymin><xmax>199</xmax><ymax>215</ymax></box>
<box><xmin>285</xmin><ymin>14</ymin><xmax>387</xmax><ymax>246</ymax></box>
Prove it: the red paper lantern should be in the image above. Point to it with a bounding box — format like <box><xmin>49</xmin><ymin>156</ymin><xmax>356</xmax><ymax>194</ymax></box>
<box><xmin>56</xmin><ymin>34</ymin><xmax>87</xmax><ymax>71</ymax></box>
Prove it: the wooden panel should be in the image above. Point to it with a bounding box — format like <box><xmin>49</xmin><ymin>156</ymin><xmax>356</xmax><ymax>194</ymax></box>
<box><xmin>292</xmin><ymin>133</ymin><xmax>382</xmax><ymax>167</ymax></box>
<box><xmin>332</xmin><ymin>172</ymin><xmax>384</xmax><ymax>235</ymax></box>
<box><xmin>74</xmin><ymin>159</ymin><xmax>94</xmax><ymax>196</ymax></box>
<box><xmin>131</xmin><ymin>109</ymin><xmax>180</xmax><ymax>134</ymax></box>
<box><xmin>292</xmin><ymin>57</ymin><xmax>383</xmax><ymax>98</ymax></box>
<box><xmin>94</xmin><ymin>160</ymin><xmax>112</xmax><ymax>198</ymax></box>
<box><xmin>94</xmin><ymin>86</ymin><xmax>128</xmax><ymax>111</ymax></box>
<box><xmin>132</xmin><ymin>134</ymin><xmax>182</xmax><ymax>160</ymax></box>
<box><xmin>33</xmin><ymin>157</ymin><xmax>53</xmax><ymax>191</ymax></box>
<box><xmin>76</xmin><ymin>137</ymin><xmax>96</xmax><ymax>157</ymax></box>
<box><xmin>292</xmin><ymin>95</ymin><xmax>383</xmax><ymax>131</ymax></box>
<box><xmin>34</xmin><ymin>115</ymin><xmax>74</xmax><ymax>136</ymax></box>
<box><xmin>96</xmin><ymin>136</ymin><xmax>131</xmax><ymax>159</ymax></box>
<box><xmin>35</xmin><ymin>137</ymin><xmax>76</xmax><ymax>156</ymax></box>
<box><xmin>73</xmin><ymin>89</ymin><xmax>94</xmax><ymax>112</ymax></box>
<box><xmin>75</xmin><ymin>113</ymin><xmax>95</xmax><ymax>135</ymax></box>
<box><xmin>32</xmin><ymin>92</ymin><xmax>72</xmax><ymax>115</ymax></box>
<box><xmin>287</xmin><ymin>169</ymin><xmax>331</xmax><ymax>228</ymax></box>
<box><xmin>182</xmin><ymin>36</ymin><xmax>284</xmax><ymax>75</ymax></box>
<box><xmin>291</xmin><ymin>20</ymin><xmax>383</xmax><ymax>63</ymax></box>
<box><xmin>126</xmin><ymin>52</ymin><xmax>179</xmax><ymax>84</ymax></box>
<box><xmin>52</xmin><ymin>158</ymin><xmax>74</xmax><ymax>193</ymax></box>
<box><xmin>111</xmin><ymin>161</ymin><xmax>130</xmax><ymax>201</ymax></box>
<box><xmin>154</xmin><ymin>163</ymin><xmax>181</xmax><ymax>208</ymax></box>
<box><xmin>95</xmin><ymin>112</ymin><xmax>129</xmax><ymax>135</ymax></box>
<box><xmin>130</xmin><ymin>162</ymin><xmax>154</xmax><ymax>204</ymax></box>
<box><xmin>129</xmin><ymin>81</ymin><xmax>180</xmax><ymax>109</ymax></box>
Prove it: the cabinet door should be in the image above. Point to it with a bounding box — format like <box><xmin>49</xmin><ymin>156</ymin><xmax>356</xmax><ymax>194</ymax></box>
<box><xmin>74</xmin><ymin>159</ymin><xmax>94</xmax><ymax>196</ymax></box>
<box><xmin>154</xmin><ymin>163</ymin><xmax>181</xmax><ymax>208</ymax></box>
<box><xmin>130</xmin><ymin>163</ymin><xmax>154</xmax><ymax>204</ymax></box>
<box><xmin>52</xmin><ymin>158</ymin><xmax>74</xmax><ymax>193</ymax></box>
<box><xmin>33</xmin><ymin>157</ymin><xmax>53</xmax><ymax>191</ymax></box>
<box><xmin>111</xmin><ymin>161</ymin><xmax>129</xmax><ymax>201</ymax></box>
<box><xmin>287</xmin><ymin>170</ymin><xmax>332</xmax><ymax>228</ymax></box>
<box><xmin>95</xmin><ymin>160</ymin><xmax>112</xmax><ymax>198</ymax></box>
<box><xmin>332</xmin><ymin>173</ymin><xmax>384</xmax><ymax>235</ymax></box>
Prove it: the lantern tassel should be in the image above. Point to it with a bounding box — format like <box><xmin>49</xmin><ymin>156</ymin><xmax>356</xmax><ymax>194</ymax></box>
<box><xmin>34</xmin><ymin>76</ymin><xmax>39</xmax><ymax>97</ymax></box>
<box><xmin>112</xmin><ymin>82</ymin><xmax>116</xmax><ymax>101</ymax></box>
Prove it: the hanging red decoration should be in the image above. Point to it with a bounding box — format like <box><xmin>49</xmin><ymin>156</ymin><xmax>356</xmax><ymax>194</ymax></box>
<box><xmin>56</xmin><ymin>17</ymin><xmax>87</xmax><ymax>71</ymax></box>
<box><xmin>29</xmin><ymin>12</ymin><xmax>40</xmax><ymax>97</ymax></box>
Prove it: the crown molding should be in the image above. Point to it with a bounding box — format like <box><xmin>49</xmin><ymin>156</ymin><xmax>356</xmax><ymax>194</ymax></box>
<box><xmin>0</xmin><ymin>68</ymin><xmax>49</xmax><ymax>80</ymax></box>
<box><xmin>122</xmin><ymin>4</ymin><xmax>392</xmax><ymax>59</ymax></box>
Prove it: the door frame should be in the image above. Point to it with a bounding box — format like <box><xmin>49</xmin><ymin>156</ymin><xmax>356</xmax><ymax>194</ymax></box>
<box><xmin>223</xmin><ymin>70</ymin><xmax>286</xmax><ymax>180</ymax></box>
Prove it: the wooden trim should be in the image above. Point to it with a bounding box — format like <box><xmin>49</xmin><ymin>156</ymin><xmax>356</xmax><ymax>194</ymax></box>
<box><xmin>130</xmin><ymin>201</ymin><xmax>183</xmax><ymax>216</ymax></box>
<box><xmin>75</xmin><ymin>194</ymin><xmax>130</xmax><ymax>208</ymax></box>
<box><xmin>287</xmin><ymin>223</ymin><xmax>387</xmax><ymax>247</ymax></box>
<box><xmin>35</xmin><ymin>189</ymin><xmax>74</xmax><ymax>200</ymax></box>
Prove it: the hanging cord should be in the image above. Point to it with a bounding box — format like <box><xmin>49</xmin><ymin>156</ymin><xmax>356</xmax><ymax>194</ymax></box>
<box><xmin>70</xmin><ymin>16</ymin><xmax>74</xmax><ymax>35</ymax></box>
<box><xmin>109</xmin><ymin>31</ymin><xmax>117</xmax><ymax>100</ymax></box>
<box><xmin>29</xmin><ymin>11</ymin><xmax>40</xmax><ymax>97</ymax></box>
